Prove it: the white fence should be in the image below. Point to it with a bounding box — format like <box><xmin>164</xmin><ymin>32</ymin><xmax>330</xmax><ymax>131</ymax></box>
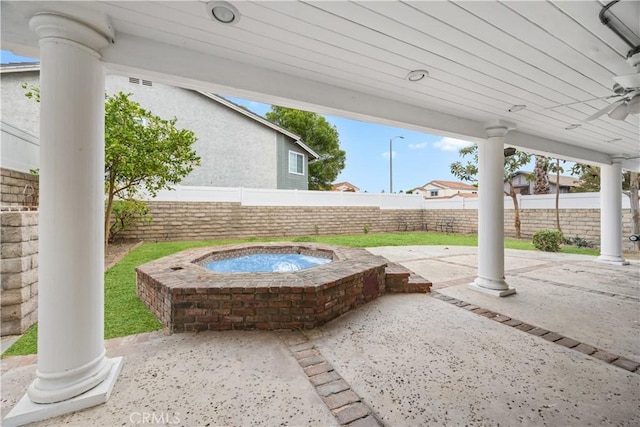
<box><xmin>148</xmin><ymin>185</ymin><xmax>628</xmax><ymax>210</ymax></box>
<box><xmin>149</xmin><ymin>186</ymin><xmax>425</xmax><ymax>209</ymax></box>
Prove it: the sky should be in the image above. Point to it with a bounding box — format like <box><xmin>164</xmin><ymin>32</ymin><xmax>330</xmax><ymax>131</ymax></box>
<box><xmin>1</xmin><ymin>50</ymin><xmax>542</xmax><ymax>193</ymax></box>
<box><xmin>224</xmin><ymin>96</ymin><xmax>477</xmax><ymax>193</ymax></box>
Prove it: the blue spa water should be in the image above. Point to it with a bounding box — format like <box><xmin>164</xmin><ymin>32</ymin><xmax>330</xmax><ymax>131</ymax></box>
<box><xmin>204</xmin><ymin>253</ymin><xmax>332</xmax><ymax>273</ymax></box>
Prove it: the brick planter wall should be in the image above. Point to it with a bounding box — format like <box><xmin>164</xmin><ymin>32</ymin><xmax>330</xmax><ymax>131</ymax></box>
<box><xmin>1</xmin><ymin>211</ymin><xmax>39</xmax><ymax>336</ymax></box>
<box><xmin>136</xmin><ymin>243</ymin><xmax>430</xmax><ymax>333</ymax></box>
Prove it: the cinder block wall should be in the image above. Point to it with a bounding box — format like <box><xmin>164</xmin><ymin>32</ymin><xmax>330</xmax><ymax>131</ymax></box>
<box><xmin>116</xmin><ymin>202</ymin><xmax>427</xmax><ymax>241</ymax></box>
<box><xmin>0</xmin><ymin>168</ymin><xmax>39</xmax><ymax>208</ymax></box>
<box><xmin>118</xmin><ymin>202</ymin><xmax>634</xmax><ymax>249</ymax></box>
<box><xmin>1</xmin><ymin>211</ymin><xmax>39</xmax><ymax>336</ymax></box>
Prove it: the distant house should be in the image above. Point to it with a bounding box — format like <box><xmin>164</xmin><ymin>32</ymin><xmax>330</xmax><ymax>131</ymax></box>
<box><xmin>331</xmin><ymin>182</ymin><xmax>360</xmax><ymax>192</ymax></box>
<box><xmin>0</xmin><ymin>63</ymin><xmax>319</xmax><ymax>190</ymax></box>
<box><xmin>413</xmin><ymin>180</ymin><xmax>478</xmax><ymax>198</ymax></box>
<box><xmin>506</xmin><ymin>171</ymin><xmax>579</xmax><ymax>195</ymax></box>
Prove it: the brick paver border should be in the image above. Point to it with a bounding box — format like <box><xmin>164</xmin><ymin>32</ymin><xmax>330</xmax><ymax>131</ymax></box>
<box><xmin>431</xmin><ymin>292</ymin><xmax>640</xmax><ymax>374</ymax></box>
<box><xmin>280</xmin><ymin>332</ymin><xmax>384</xmax><ymax>427</ymax></box>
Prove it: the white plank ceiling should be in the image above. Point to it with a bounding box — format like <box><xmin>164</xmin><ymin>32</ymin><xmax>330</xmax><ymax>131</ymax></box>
<box><xmin>2</xmin><ymin>0</ymin><xmax>639</xmax><ymax>168</ymax></box>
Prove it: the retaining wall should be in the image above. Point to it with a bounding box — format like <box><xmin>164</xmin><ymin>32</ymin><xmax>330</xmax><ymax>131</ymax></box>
<box><xmin>118</xmin><ymin>201</ymin><xmax>634</xmax><ymax>249</ymax></box>
<box><xmin>116</xmin><ymin>202</ymin><xmax>427</xmax><ymax>241</ymax></box>
<box><xmin>1</xmin><ymin>211</ymin><xmax>39</xmax><ymax>336</ymax></box>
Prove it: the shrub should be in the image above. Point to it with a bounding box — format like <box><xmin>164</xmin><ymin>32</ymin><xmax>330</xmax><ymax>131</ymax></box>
<box><xmin>532</xmin><ymin>229</ymin><xmax>563</xmax><ymax>252</ymax></box>
<box><xmin>109</xmin><ymin>199</ymin><xmax>150</xmax><ymax>242</ymax></box>
<box><xmin>562</xmin><ymin>235</ymin><xmax>593</xmax><ymax>248</ymax></box>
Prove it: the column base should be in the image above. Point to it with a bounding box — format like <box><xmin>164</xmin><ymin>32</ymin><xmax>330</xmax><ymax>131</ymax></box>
<box><xmin>3</xmin><ymin>357</ymin><xmax>123</xmax><ymax>427</ymax></box>
<box><xmin>469</xmin><ymin>280</ymin><xmax>516</xmax><ymax>297</ymax></box>
<box><xmin>596</xmin><ymin>255</ymin><xmax>630</xmax><ymax>266</ymax></box>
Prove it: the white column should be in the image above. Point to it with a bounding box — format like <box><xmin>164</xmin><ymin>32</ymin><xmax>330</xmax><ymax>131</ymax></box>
<box><xmin>598</xmin><ymin>156</ymin><xmax>629</xmax><ymax>265</ymax></box>
<box><xmin>4</xmin><ymin>13</ymin><xmax>122</xmax><ymax>427</ymax></box>
<box><xmin>469</xmin><ymin>123</ymin><xmax>516</xmax><ymax>297</ymax></box>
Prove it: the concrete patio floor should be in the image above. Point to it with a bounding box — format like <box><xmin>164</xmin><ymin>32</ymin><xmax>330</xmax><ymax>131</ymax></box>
<box><xmin>2</xmin><ymin>246</ymin><xmax>639</xmax><ymax>426</ymax></box>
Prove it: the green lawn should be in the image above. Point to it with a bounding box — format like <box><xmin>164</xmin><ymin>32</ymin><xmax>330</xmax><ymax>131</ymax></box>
<box><xmin>2</xmin><ymin>232</ymin><xmax>598</xmax><ymax>357</ymax></box>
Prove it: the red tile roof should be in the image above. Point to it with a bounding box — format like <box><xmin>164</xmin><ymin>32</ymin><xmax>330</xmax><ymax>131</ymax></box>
<box><xmin>421</xmin><ymin>180</ymin><xmax>477</xmax><ymax>190</ymax></box>
<box><xmin>331</xmin><ymin>182</ymin><xmax>360</xmax><ymax>192</ymax></box>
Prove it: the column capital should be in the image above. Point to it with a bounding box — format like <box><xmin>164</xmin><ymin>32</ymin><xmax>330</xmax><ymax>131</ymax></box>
<box><xmin>484</xmin><ymin>120</ymin><xmax>516</xmax><ymax>138</ymax></box>
<box><xmin>29</xmin><ymin>13</ymin><xmax>113</xmax><ymax>54</ymax></box>
<box><xmin>610</xmin><ymin>155</ymin><xmax>626</xmax><ymax>164</ymax></box>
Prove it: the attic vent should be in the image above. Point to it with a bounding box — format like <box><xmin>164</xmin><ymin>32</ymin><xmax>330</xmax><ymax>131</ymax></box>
<box><xmin>129</xmin><ymin>77</ymin><xmax>140</xmax><ymax>84</ymax></box>
<box><xmin>142</xmin><ymin>80</ymin><xmax>153</xmax><ymax>86</ymax></box>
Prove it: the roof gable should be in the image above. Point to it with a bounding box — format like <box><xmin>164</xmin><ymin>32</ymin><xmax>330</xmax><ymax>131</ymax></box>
<box><xmin>196</xmin><ymin>92</ymin><xmax>319</xmax><ymax>160</ymax></box>
<box><xmin>0</xmin><ymin>63</ymin><xmax>320</xmax><ymax>161</ymax></box>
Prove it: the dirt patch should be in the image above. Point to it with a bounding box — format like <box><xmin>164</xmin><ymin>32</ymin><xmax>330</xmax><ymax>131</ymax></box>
<box><xmin>105</xmin><ymin>241</ymin><xmax>143</xmax><ymax>270</ymax></box>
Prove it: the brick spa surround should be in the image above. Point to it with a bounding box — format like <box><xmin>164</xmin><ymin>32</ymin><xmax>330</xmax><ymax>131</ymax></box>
<box><xmin>136</xmin><ymin>242</ymin><xmax>430</xmax><ymax>333</ymax></box>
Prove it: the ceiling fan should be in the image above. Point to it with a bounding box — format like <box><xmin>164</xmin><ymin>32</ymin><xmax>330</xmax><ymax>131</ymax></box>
<box><xmin>542</xmin><ymin>50</ymin><xmax>639</xmax><ymax>122</ymax></box>
<box><xmin>586</xmin><ymin>0</ymin><xmax>639</xmax><ymax>122</ymax></box>
<box><xmin>584</xmin><ymin>51</ymin><xmax>640</xmax><ymax>122</ymax></box>
<box><xmin>547</xmin><ymin>1</ymin><xmax>640</xmax><ymax>123</ymax></box>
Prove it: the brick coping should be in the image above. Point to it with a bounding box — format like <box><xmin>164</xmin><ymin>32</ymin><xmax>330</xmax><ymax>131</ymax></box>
<box><xmin>136</xmin><ymin>242</ymin><xmax>390</xmax><ymax>292</ymax></box>
<box><xmin>431</xmin><ymin>291</ymin><xmax>640</xmax><ymax>374</ymax></box>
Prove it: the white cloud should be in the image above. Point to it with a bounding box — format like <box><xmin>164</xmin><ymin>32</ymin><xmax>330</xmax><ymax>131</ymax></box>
<box><xmin>408</xmin><ymin>142</ymin><xmax>428</xmax><ymax>150</ymax></box>
<box><xmin>433</xmin><ymin>137</ymin><xmax>474</xmax><ymax>152</ymax></box>
<box><xmin>381</xmin><ymin>151</ymin><xmax>396</xmax><ymax>159</ymax></box>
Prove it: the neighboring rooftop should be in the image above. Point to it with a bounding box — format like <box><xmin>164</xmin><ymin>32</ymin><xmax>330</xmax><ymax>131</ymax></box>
<box><xmin>331</xmin><ymin>181</ymin><xmax>360</xmax><ymax>192</ymax></box>
<box><xmin>421</xmin><ymin>180</ymin><xmax>478</xmax><ymax>190</ymax></box>
<box><xmin>426</xmin><ymin>192</ymin><xmax>479</xmax><ymax>200</ymax></box>
<box><xmin>512</xmin><ymin>171</ymin><xmax>580</xmax><ymax>188</ymax></box>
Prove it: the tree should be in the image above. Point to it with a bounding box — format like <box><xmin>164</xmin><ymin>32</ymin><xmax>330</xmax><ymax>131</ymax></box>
<box><xmin>23</xmin><ymin>84</ymin><xmax>200</xmax><ymax>247</ymax></box>
<box><xmin>533</xmin><ymin>155</ymin><xmax>550</xmax><ymax>194</ymax></box>
<box><xmin>526</xmin><ymin>156</ymin><xmax>567</xmax><ymax>233</ymax></box>
<box><xmin>572</xmin><ymin>164</ymin><xmax>640</xmax><ymax>251</ymax></box>
<box><xmin>450</xmin><ymin>145</ymin><xmax>532</xmax><ymax>239</ymax></box>
<box><xmin>551</xmin><ymin>159</ymin><xmax>566</xmax><ymax>234</ymax></box>
<box><xmin>104</xmin><ymin>92</ymin><xmax>200</xmax><ymax>246</ymax></box>
<box><xmin>265</xmin><ymin>106</ymin><xmax>345</xmax><ymax>190</ymax></box>
<box><xmin>571</xmin><ymin>165</ymin><xmax>600</xmax><ymax>192</ymax></box>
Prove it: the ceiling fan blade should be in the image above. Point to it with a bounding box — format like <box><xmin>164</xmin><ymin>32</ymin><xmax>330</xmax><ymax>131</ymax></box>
<box><xmin>584</xmin><ymin>99</ymin><xmax>626</xmax><ymax>121</ymax></box>
<box><xmin>613</xmin><ymin>73</ymin><xmax>640</xmax><ymax>89</ymax></box>
<box><xmin>544</xmin><ymin>94</ymin><xmax>619</xmax><ymax>109</ymax></box>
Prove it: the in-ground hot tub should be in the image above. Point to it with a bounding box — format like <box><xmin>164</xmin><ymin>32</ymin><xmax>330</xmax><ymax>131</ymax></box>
<box><xmin>136</xmin><ymin>242</ymin><xmax>430</xmax><ymax>333</ymax></box>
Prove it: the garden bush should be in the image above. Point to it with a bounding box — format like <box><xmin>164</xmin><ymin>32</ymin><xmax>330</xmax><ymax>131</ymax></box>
<box><xmin>532</xmin><ymin>229</ymin><xmax>563</xmax><ymax>252</ymax></box>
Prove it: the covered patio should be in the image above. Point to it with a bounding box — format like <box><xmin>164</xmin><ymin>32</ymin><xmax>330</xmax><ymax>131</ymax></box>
<box><xmin>1</xmin><ymin>1</ymin><xmax>639</xmax><ymax>425</ymax></box>
<box><xmin>2</xmin><ymin>246</ymin><xmax>639</xmax><ymax>425</ymax></box>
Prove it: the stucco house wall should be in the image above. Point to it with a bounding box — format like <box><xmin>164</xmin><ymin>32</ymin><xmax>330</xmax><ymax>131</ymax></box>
<box><xmin>105</xmin><ymin>75</ymin><xmax>279</xmax><ymax>189</ymax></box>
<box><xmin>1</xmin><ymin>67</ymin><xmax>312</xmax><ymax>190</ymax></box>
<box><xmin>0</xmin><ymin>70</ymin><xmax>40</xmax><ymax>138</ymax></box>
<box><xmin>1</xmin><ymin>71</ymin><xmax>41</xmax><ymax>174</ymax></box>
<box><xmin>506</xmin><ymin>172</ymin><xmax>573</xmax><ymax>195</ymax></box>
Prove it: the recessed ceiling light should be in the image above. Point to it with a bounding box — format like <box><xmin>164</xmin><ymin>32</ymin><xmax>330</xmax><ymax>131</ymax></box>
<box><xmin>564</xmin><ymin>124</ymin><xmax>582</xmax><ymax>130</ymax></box>
<box><xmin>406</xmin><ymin>69</ymin><xmax>429</xmax><ymax>82</ymax></box>
<box><xmin>207</xmin><ymin>1</ymin><xmax>240</xmax><ymax>24</ymax></box>
<box><xmin>507</xmin><ymin>104</ymin><xmax>527</xmax><ymax>113</ymax></box>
